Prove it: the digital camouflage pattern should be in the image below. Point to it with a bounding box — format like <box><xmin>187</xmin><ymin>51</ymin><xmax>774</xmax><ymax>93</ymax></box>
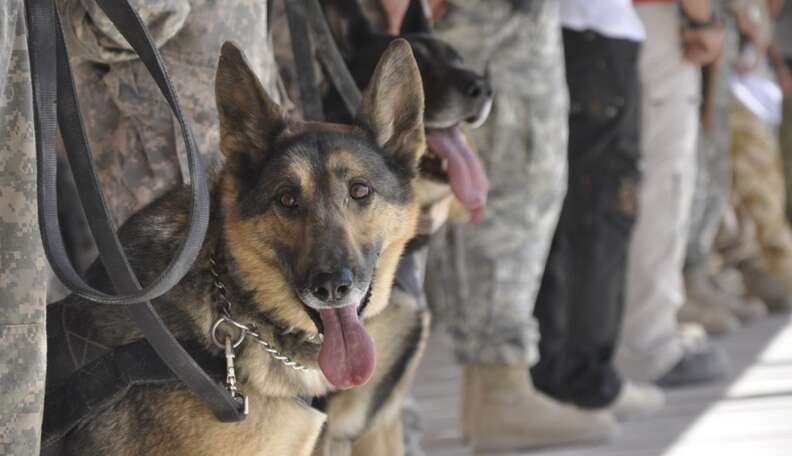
<box><xmin>57</xmin><ymin>0</ymin><xmax>284</xmax><ymax>254</ymax></box>
<box><xmin>730</xmin><ymin>99</ymin><xmax>792</xmax><ymax>281</ymax></box>
<box><xmin>424</xmin><ymin>0</ymin><xmax>568</xmax><ymax>366</ymax></box>
<box><xmin>0</xmin><ymin>1</ymin><xmax>48</xmax><ymax>454</ymax></box>
<box><xmin>685</xmin><ymin>7</ymin><xmax>739</xmax><ymax>268</ymax></box>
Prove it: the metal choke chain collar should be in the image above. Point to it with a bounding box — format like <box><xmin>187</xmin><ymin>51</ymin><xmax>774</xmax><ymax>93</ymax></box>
<box><xmin>209</xmin><ymin>257</ymin><xmax>311</xmax><ymax>372</ymax></box>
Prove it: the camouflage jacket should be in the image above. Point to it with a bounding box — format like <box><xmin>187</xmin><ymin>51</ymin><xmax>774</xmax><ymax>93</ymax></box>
<box><xmin>58</xmin><ymin>0</ymin><xmax>284</xmax><ymax>226</ymax></box>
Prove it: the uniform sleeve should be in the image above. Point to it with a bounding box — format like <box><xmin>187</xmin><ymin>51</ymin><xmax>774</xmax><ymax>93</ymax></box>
<box><xmin>57</xmin><ymin>0</ymin><xmax>191</xmax><ymax>63</ymax></box>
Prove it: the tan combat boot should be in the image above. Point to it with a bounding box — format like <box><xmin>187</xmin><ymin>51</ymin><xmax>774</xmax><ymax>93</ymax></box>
<box><xmin>463</xmin><ymin>365</ymin><xmax>618</xmax><ymax>452</ymax></box>
<box><xmin>708</xmin><ymin>265</ymin><xmax>769</xmax><ymax>322</ymax></box>
<box><xmin>679</xmin><ymin>268</ymin><xmax>742</xmax><ymax>335</ymax></box>
<box><xmin>739</xmin><ymin>259</ymin><xmax>792</xmax><ymax>313</ymax></box>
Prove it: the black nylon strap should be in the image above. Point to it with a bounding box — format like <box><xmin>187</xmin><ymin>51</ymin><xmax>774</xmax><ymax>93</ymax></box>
<box><xmin>32</xmin><ymin>0</ymin><xmax>210</xmax><ymax>306</ymax></box>
<box><xmin>304</xmin><ymin>0</ymin><xmax>363</xmax><ymax>118</ymax></box>
<box><xmin>25</xmin><ymin>0</ymin><xmax>245</xmax><ymax>422</ymax></box>
<box><xmin>285</xmin><ymin>0</ymin><xmax>324</xmax><ymax>121</ymax></box>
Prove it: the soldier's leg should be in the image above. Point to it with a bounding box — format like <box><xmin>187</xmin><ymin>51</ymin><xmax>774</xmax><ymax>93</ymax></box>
<box><xmin>428</xmin><ymin>0</ymin><xmax>566</xmax><ymax>372</ymax></box>
<box><xmin>426</xmin><ymin>1</ymin><xmax>616</xmax><ymax>451</ymax></box>
<box><xmin>730</xmin><ymin>99</ymin><xmax>792</xmax><ymax>310</ymax></box>
<box><xmin>619</xmin><ymin>3</ymin><xmax>727</xmax><ymax>385</ymax></box>
<box><xmin>685</xmin><ymin>6</ymin><xmax>738</xmax><ymax>270</ymax></box>
<box><xmin>531</xmin><ymin>28</ymin><xmax>641</xmax><ymax>411</ymax></box>
<box><xmin>782</xmin><ymin>84</ymin><xmax>792</xmax><ymax>220</ymax></box>
<box><xmin>681</xmin><ymin>13</ymin><xmax>765</xmax><ymax>333</ymax></box>
<box><xmin>0</xmin><ymin>2</ymin><xmax>49</xmax><ymax>454</ymax></box>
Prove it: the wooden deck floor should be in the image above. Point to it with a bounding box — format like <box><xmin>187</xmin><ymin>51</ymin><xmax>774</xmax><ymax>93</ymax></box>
<box><xmin>411</xmin><ymin>314</ymin><xmax>792</xmax><ymax>456</ymax></box>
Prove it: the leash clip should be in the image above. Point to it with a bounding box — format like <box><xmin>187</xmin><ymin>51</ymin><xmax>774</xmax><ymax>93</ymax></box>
<box><xmin>224</xmin><ymin>336</ymin><xmax>249</xmax><ymax>416</ymax></box>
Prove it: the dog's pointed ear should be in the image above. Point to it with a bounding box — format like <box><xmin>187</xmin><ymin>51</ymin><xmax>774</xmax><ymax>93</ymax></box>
<box><xmin>215</xmin><ymin>41</ymin><xmax>286</xmax><ymax>165</ymax></box>
<box><xmin>358</xmin><ymin>39</ymin><xmax>425</xmax><ymax>171</ymax></box>
<box><xmin>400</xmin><ymin>0</ymin><xmax>433</xmax><ymax>35</ymax></box>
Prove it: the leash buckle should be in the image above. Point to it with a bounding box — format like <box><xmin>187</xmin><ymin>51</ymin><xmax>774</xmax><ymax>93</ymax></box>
<box><xmin>224</xmin><ymin>336</ymin><xmax>249</xmax><ymax>416</ymax></box>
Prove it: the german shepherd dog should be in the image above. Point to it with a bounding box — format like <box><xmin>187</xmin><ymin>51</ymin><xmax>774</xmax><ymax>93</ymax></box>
<box><xmin>325</xmin><ymin>0</ymin><xmax>492</xmax><ymax>224</ymax></box>
<box><xmin>313</xmin><ymin>1</ymin><xmax>493</xmax><ymax>454</ymax></box>
<box><xmin>45</xmin><ymin>40</ymin><xmax>426</xmax><ymax>455</ymax></box>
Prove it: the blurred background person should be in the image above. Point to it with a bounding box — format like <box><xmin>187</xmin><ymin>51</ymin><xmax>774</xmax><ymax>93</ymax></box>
<box><xmin>680</xmin><ymin>0</ymin><xmax>770</xmax><ymax>338</ymax></box>
<box><xmin>530</xmin><ymin>0</ymin><xmax>665</xmax><ymax>425</ymax></box>
<box><xmin>718</xmin><ymin>0</ymin><xmax>792</xmax><ymax>316</ymax></box>
<box><xmin>423</xmin><ymin>0</ymin><xmax>623</xmax><ymax>451</ymax></box>
<box><xmin>618</xmin><ymin>0</ymin><xmax>729</xmax><ymax>388</ymax></box>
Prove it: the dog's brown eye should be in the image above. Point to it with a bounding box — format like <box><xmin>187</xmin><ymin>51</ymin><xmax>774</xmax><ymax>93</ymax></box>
<box><xmin>279</xmin><ymin>192</ymin><xmax>298</xmax><ymax>208</ymax></box>
<box><xmin>350</xmin><ymin>183</ymin><xmax>371</xmax><ymax>200</ymax></box>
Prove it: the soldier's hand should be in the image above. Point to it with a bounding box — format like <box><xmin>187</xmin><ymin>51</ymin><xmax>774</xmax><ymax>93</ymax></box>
<box><xmin>380</xmin><ymin>0</ymin><xmax>411</xmax><ymax>34</ymax></box>
<box><xmin>682</xmin><ymin>26</ymin><xmax>725</xmax><ymax>65</ymax></box>
<box><xmin>776</xmin><ymin>63</ymin><xmax>792</xmax><ymax>95</ymax></box>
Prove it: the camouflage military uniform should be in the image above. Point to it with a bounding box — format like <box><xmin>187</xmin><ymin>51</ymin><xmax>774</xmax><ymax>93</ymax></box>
<box><xmin>730</xmin><ymin>99</ymin><xmax>792</xmax><ymax>280</ymax></box>
<box><xmin>685</xmin><ymin>7</ymin><xmax>739</xmax><ymax>267</ymax></box>
<box><xmin>425</xmin><ymin>0</ymin><xmax>568</xmax><ymax>366</ymax></box>
<box><xmin>58</xmin><ymin>0</ymin><xmax>284</xmax><ymax>252</ymax></box>
<box><xmin>0</xmin><ymin>1</ymin><xmax>48</xmax><ymax>454</ymax></box>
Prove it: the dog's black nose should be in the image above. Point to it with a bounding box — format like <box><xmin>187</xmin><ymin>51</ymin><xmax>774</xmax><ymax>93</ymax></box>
<box><xmin>310</xmin><ymin>268</ymin><xmax>354</xmax><ymax>303</ymax></box>
<box><xmin>466</xmin><ymin>77</ymin><xmax>493</xmax><ymax>99</ymax></box>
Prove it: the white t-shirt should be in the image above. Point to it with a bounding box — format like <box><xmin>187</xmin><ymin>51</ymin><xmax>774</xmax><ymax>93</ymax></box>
<box><xmin>561</xmin><ymin>0</ymin><xmax>646</xmax><ymax>42</ymax></box>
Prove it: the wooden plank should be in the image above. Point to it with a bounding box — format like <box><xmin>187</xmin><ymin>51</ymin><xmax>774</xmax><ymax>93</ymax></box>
<box><xmin>411</xmin><ymin>315</ymin><xmax>792</xmax><ymax>455</ymax></box>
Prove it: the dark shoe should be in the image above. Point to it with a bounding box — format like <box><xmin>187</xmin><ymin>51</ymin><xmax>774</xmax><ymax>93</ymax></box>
<box><xmin>656</xmin><ymin>345</ymin><xmax>729</xmax><ymax>388</ymax></box>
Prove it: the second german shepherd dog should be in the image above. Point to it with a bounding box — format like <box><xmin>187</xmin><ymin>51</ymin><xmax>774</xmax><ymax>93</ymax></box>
<box><xmin>312</xmin><ymin>1</ymin><xmax>493</xmax><ymax>455</ymax></box>
<box><xmin>46</xmin><ymin>40</ymin><xmax>426</xmax><ymax>455</ymax></box>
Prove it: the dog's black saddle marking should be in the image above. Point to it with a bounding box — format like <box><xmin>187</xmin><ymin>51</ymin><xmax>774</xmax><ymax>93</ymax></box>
<box><xmin>42</xmin><ymin>339</ymin><xmax>224</xmax><ymax>453</ymax></box>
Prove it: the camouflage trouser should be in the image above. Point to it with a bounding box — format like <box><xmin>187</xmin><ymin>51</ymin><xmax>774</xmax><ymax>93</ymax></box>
<box><xmin>685</xmin><ymin>10</ymin><xmax>739</xmax><ymax>268</ymax></box>
<box><xmin>731</xmin><ymin>100</ymin><xmax>792</xmax><ymax>280</ymax></box>
<box><xmin>425</xmin><ymin>0</ymin><xmax>568</xmax><ymax>366</ymax></box>
<box><xmin>0</xmin><ymin>2</ymin><xmax>49</xmax><ymax>455</ymax></box>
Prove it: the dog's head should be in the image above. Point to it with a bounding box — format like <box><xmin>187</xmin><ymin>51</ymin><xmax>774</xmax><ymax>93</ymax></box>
<box><xmin>328</xmin><ymin>0</ymin><xmax>492</xmax><ymax>221</ymax></box>
<box><xmin>215</xmin><ymin>40</ymin><xmax>424</xmax><ymax>389</ymax></box>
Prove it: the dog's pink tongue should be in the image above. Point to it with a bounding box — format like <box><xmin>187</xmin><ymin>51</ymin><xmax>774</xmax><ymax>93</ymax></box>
<box><xmin>425</xmin><ymin>126</ymin><xmax>489</xmax><ymax>223</ymax></box>
<box><xmin>318</xmin><ymin>306</ymin><xmax>375</xmax><ymax>390</ymax></box>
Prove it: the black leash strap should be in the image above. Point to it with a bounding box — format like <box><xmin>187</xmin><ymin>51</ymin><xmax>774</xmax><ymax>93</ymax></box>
<box><xmin>284</xmin><ymin>0</ymin><xmax>324</xmax><ymax>121</ymax></box>
<box><xmin>285</xmin><ymin>0</ymin><xmax>363</xmax><ymax>120</ymax></box>
<box><xmin>305</xmin><ymin>0</ymin><xmax>362</xmax><ymax>116</ymax></box>
<box><xmin>25</xmin><ymin>0</ymin><xmax>246</xmax><ymax>424</ymax></box>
